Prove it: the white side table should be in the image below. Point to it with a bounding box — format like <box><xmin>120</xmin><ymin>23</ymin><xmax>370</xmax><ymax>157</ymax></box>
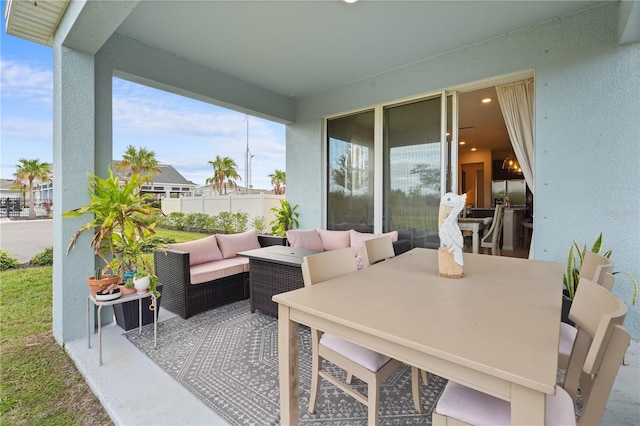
<box><xmin>86</xmin><ymin>291</ymin><xmax>157</xmax><ymax>366</ymax></box>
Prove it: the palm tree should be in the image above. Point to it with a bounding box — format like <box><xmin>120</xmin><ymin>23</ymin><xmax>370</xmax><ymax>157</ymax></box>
<box><xmin>13</xmin><ymin>158</ymin><xmax>51</xmax><ymax>219</ymax></box>
<box><xmin>113</xmin><ymin>145</ymin><xmax>161</xmax><ymax>189</ymax></box>
<box><xmin>206</xmin><ymin>155</ymin><xmax>241</xmax><ymax>195</ymax></box>
<box><xmin>268</xmin><ymin>169</ymin><xmax>286</xmax><ymax>195</ymax></box>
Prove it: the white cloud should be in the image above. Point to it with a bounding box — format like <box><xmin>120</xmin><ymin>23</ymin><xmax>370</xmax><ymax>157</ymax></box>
<box><xmin>0</xmin><ymin>60</ymin><xmax>53</xmax><ymax>103</ymax></box>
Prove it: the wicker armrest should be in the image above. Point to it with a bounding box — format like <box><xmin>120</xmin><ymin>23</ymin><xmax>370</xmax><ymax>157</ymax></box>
<box><xmin>154</xmin><ymin>249</ymin><xmax>192</xmax><ymax>317</ymax></box>
<box><xmin>392</xmin><ymin>239</ymin><xmax>411</xmax><ymax>256</ymax></box>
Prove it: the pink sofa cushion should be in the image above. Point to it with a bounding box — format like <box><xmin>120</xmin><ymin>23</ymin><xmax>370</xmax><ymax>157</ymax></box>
<box><xmin>215</xmin><ymin>230</ymin><xmax>260</xmax><ymax>259</ymax></box>
<box><xmin>166</xmin><ymin>235</ymin><xmax>223</xmax><ymax>266</ymax></box>
<box><xmin>286</xmin><ymin>229</ymin><xmax>324</xmax><ymax>251</ymax></box>
<box><xmin>190</xmin><ymin>257</ymin><xmax>249</xmax><ymax>284</ymax></box>
<box><xmin>316</xmin><ymin>228</ymin><xmax>351</xmax><ymax>251</ymax></box>
<box><xmin>349</xmin><ymin>230</ymin><xmax>399</xmax><ymax>255</ymax></box>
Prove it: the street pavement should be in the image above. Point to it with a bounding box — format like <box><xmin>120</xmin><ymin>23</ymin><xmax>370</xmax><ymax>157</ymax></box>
<box><xmin>0</xmin><ymin>218</ymin><xmax>53</xmax><ymax>264</ymax></box>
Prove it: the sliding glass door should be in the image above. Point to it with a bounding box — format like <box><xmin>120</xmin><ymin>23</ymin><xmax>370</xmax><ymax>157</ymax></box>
<box><xmin>326</xmin><ymin>93</ymin><xmax>450</xmax><ymax>248</ymax></box>
<box><xmin>383</xmin><ymin>95</ymin><xmax>444</xmax><ymax>248</ymax></box>
<box><xmin>326</xmin><ymin>110</ymin><xmax>375</xmax><ymax>232</ymax></box>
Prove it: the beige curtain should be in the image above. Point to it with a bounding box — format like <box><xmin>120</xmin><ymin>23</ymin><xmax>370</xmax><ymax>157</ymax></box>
<box><xmin>495</xmin><ymin>79</ymin><xmax>535</xmax><ymax>194</ymax></box>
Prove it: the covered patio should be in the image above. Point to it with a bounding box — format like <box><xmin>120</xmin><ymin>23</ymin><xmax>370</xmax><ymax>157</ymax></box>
<box><xmin>5</xmin><ymin>0</ymin><xmax>639</xmax><ymax>424</ymax></box>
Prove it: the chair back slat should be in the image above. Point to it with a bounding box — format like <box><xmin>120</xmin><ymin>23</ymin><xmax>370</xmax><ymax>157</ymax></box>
<box><xmin>579</xmin><ymin>251</ymin><xmax>614</xmax><ymax>284</ymax></box>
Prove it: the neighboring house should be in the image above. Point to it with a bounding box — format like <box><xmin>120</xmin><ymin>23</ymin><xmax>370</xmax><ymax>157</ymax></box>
<box><xmin>195</xmin><ymin>184</ymin><xmax>269</xmax><ymax>196</ymax></box>
<box><xmin>4</xmin><ymin>1</ymin><xmax>638</xmax><ymax>341</ymax></box>
<box><xmin>0</xmin><ymin>179</ymin><xmax>22</xmax><ymax>199</ymax></box>
<box><xmin>113</xmin><ymin>164</ymin><xmax>196</xmax><ymax>199</ymax></box>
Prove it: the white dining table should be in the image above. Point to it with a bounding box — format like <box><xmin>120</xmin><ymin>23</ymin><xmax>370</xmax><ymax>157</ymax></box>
<box><xmin>458</xmin><ymin>216</ymin><xmax>492</xmax><ymax>254</ymax></box>
<box><xmin>273</xmin><ymin>248</ymin><xmax>563</xmax><ymax>425</ymax></box>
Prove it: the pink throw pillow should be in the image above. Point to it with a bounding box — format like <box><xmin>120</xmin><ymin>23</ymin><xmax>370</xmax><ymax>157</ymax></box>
<box><xmin>166</xmin><ymin>235</ymin><xmax>223</xmax><ymax>266</ymax></box>
<box><xmin>316</xmin><ymin>228</ymin><xmax>351</xmax><ymax>251</ymax></box>
<box><xmin>286</xmin><ymin>229</ymin><xmax>324</xmax><ymax>251</ymax></box>
<box><xmin>215</xmin><ymin>230</ymin><xmax>261</xmax><ymax>259</ymax></box>
<box><xmin>349</xmin><ymin>229</ymin><xmax>399</xmax><ymax>255</ymax></box>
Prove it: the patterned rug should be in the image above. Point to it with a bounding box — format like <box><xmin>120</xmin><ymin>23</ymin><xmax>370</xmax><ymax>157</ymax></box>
<box><xmin>126</xmin><ymin>300</ymin><xmax>446</xmax><ymax>425</ymax></box>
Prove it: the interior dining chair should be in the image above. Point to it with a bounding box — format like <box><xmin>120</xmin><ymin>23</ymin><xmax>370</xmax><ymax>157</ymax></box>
<box><xmin>432</xmin><ymin>278</ymin><xmax>629</xmax><ymax>426</ymax></box>
<box><xmin>558</xmin><ymin>253</ymin><xmax>615</xmax><ymax>370</ymax></box>
<box><xmin>480</xmin><ymin>203</ymin><xmax>504</xmax><ymax>256</ymax></box>
<box><xmin>301</xmin><ymin>247</ymin><xmax>418</xmax><ymax>424</ymax></box>
<box><xmin>361</xmin><ymin>236</ymin><xmax>427</xmax><ymax>413</ymax></box>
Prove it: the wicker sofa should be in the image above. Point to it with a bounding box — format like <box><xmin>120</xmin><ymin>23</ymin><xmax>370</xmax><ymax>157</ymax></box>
<box><xmin>154</xmin><ymin>230</ymin><xmax>263</xmax><ymax>319</ymax></box>
<box><xmin>286</xmin><ymin>228</ymin><xmax>410</xmax><ymax>265</ymax></box>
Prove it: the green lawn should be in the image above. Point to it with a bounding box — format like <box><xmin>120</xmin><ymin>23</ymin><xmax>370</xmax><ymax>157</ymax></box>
<box><xmin>0</xmin><ymin>229</ymin><xmax>206</xmax><ymax>425</ymax></box>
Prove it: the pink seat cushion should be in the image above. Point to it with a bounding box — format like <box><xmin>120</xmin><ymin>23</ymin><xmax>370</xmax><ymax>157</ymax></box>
<box><xmin>215</xmin><ymin>230</ymin><xmax>260</xmax><ymax>259</ymax></box>
<box><xmin>320</xmin><ymin>333</ymin><xmax>391</xmax><ymax>372</ymax></box>
<box><xmin>189</xmin><ymin>257</ymin><xmax>249</xmax><ymax>284</ymax></box>
<box><xmin>349</xmin><ymin>229</ymin><xmax>399</xmax><ymax>255</ymax></box>
<box><xmin>316</xmin><ymin>228</ymin><xmax>351</xmax><ymax>251</ymax></box>
<box><xmin>435</xmin><ymin>382</ymin><xmax>576</xmax><ymax>426</ymax></box>
<box><xmin>286</xmin><ymin>229</ymin><xmax>324</xmax><ymax>251</ymax></box>
<box><xmin>166</xmin><ymin>235</ymin><xmax>223</xmax><ymax>266</ymax></box>
<box><xmin>559</xmin><ymin>322</ymin><xmax>578</xmax><ymax>368</ymax></box>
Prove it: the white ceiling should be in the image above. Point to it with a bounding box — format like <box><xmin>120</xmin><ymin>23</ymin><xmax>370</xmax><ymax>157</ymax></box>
<box><xmin>116</xmin><ymin>1</ymin><xmax>608</xmax><ymax>99</ymax></box>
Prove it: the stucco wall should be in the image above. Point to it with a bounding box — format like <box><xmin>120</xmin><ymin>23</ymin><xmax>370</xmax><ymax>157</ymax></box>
<box><xmin>287</xmin><ymin>3</ymin><xmax>640</xmax><ymax>336</ymax></box>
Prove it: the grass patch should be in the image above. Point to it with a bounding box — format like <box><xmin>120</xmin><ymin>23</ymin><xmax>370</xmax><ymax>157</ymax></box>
<box><xmin>153</xmin><ymin>227</ymin><xmax>209</xmax><ymax>243</ymax></box>
<box><xmin>0</xmin><ymin>266</ymin><xmax>113</xmax><ymax>425</ymax></box>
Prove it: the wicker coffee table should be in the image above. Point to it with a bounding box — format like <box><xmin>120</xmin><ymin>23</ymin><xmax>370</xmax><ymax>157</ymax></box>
<box><xmin>238</xmin><ymin>245</ymin><xmax>320</xmax><ymax>317</ymax></box>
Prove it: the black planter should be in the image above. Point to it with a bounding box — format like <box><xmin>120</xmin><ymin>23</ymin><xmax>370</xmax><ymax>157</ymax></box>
<box><xmin>114</xmin><ymin>285</ymin><xmax>162</xmax><ymax>331</ymax></box>
<box><xmin>561</xmin><ymin>290</ymin><xmax>575</xmax><ymax>326</ymax></box>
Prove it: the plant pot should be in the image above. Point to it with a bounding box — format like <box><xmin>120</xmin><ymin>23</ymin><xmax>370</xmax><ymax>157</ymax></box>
<box><xmin>114</xmin><ymin>285</ymin><xmax>162</xmax><ymax>331</ymax></box>
<box><xmin>562</xmin><ymin>291</ymin><xmax>575</xmax><ymax>326</ymax></box>
<box><xmin>133</xmin><ymin>276</ymin><xmax>150</xmax><ymax>294</ymax></box>
<box><xmin>87</xmin><ymin>276</ymin><xmax>119</xmax><ymax>297</ymax></box>
<box><xmin>118</xmin><ymin>284</ymin><xmax>137</xmax><ymax>295</ymax></box>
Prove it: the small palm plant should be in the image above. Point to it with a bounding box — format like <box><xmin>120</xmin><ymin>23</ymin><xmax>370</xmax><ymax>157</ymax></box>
<box><xmin>270</xmin><ymin>200</ymin><xmax>299</xmax><ymax>237</ymax></box>
<box><xmin>563</xmin><ymin>233</ymin><xmax>637</xmax><ymax>305</ymax></box>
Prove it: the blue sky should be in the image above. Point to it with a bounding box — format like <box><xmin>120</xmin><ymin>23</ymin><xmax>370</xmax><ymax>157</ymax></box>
<box><xmin>0</xmin><ymin>19</ymin><xmax>286</xmax><ymax>190</ymax></box>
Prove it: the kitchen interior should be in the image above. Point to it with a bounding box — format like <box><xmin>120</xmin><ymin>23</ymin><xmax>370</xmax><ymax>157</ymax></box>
<box><xmin>457</xmin><ymin>86</ymin><xmax>533</xmax><ymax>256</ymax></box>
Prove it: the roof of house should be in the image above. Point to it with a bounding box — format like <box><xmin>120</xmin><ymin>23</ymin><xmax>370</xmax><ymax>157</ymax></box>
<box><xmin>0</xmin><ymin>179</ymin><xmax>20</xmax><ymax>192</ymax></box>
<box><xmin>112</xmin><ymin>164</ymin><xmax>196</xmax><ymax>187</ymax></box>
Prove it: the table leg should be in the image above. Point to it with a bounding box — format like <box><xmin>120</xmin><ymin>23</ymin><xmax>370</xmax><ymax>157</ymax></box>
<box><xmin>86</xmin><ymin>296</ymin><xmax>91</xmax><ymax>349</ymax></box>
<box><xmin>511</xmin><ymin>383</ymin><xmax>545</xmax><ymax>425</ymax></box>
<box><xmin>97</xmin><ymin>304</ymin><xmax>103</xmax><ymax>366</ymax></box>
<box><xmin>472</xmin><ymin>226</ymin><xmax>480</xmax><ymax>254</ymax></box>
<box><xmin>153</xmin><ymin>295</ymin><xmax>157</xmax><ymax>347</ymax></box>
<box><xmin>278</xmin><ymin>303</ymin><xmax>299</xmax><ymax>426</ymax></box>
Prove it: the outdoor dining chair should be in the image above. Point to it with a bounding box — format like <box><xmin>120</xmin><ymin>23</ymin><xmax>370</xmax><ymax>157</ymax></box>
<box><xmin>559</xmin><ymin>252</ymin><xmax>615</xmax><ymax>370</ymax></box>
<box><xmin>301</xmin><ymin>247</ymin><xmax>420</xmax><ymax>424</ymax></box>
<box><xmin>432</xmin><ymin>278</ymin><xmax>629</xmax><ymax>426</ymax></box>
<box><xmin>361</xmin><ymin>236</ymin><xmax>428</xmax><ymax>413</ymax></box>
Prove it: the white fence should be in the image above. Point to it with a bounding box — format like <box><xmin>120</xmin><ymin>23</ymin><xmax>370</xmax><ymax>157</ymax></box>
<box><xmin>161</xmin><ymin>193</ymin><xmax>285</xmax><ymax>225</ymax></box>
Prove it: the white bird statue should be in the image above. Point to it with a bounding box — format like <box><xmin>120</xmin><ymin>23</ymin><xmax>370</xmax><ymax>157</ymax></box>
<box><xmin>438</xmin><ymin>192</ymin><xmax>467</xmax><ymax>266</ymax></box>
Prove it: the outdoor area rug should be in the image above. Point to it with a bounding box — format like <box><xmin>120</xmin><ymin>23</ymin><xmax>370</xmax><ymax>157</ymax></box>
<box><xmin>126</xmin><ymin>300</ymin><xmax>447</xmax><ymax>425</ymax></box>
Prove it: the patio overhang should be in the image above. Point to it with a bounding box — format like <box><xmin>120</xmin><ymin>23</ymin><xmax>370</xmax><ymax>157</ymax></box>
<box><xmin>3</xmin><ymin>0</ymin><xmax>69</xmax><ymax>47</ymax></box>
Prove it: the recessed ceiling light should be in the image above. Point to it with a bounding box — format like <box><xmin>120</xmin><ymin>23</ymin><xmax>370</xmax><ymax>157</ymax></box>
<box><xmin>482</xmin><ymin>98</ymin><xmax>492</xmax><ymax>103</ymax></box>
<box><xmin>471</xmin><ymin>147</ymin><xmax>477</xmax><ymax>151</ymax></box>
<box><xmin>343</xmin><ymin>0</ymin><xmax>358</xmax><ymax>3</ymax></box>
<box><xmin>459</xmin><ymin>141</ymin><xmax>466</xmax><ymax>145</ymax></box>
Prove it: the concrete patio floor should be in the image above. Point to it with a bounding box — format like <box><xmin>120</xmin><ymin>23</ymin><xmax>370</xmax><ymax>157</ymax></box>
<box><xmin>67</xmin><ymin>308</ymin><xmax>640</xmax><ymax>426</ymax></box>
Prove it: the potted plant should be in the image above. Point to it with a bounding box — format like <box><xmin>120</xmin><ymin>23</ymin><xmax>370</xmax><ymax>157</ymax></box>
<box><xmin>270</xmin><ymin>199</ymin><xmax>299</xmax><ymax>237</ymax></box>
<box><xmin>562</xmin><ymin>233</ymin><xmax>638</xmax><ymax>323</ymax></box>
<box><xmin>63</xmin><ymin>168</ymin><xmax>161</xmax><ymax>298</ymax></box>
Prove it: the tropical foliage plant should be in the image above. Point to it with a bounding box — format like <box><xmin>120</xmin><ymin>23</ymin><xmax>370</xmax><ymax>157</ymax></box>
<box><xmin>268</xmin><ymin>169</ymin><xmax>286</xmax><ymax>195</ymax></box>
<box><xmin>113</xmin><ymin>145</ymin><xmax>161</xmax><ymax>189</ymax></box>
<box><xmin>563</xmin><ymin>233</ymin><xmax>637</xmax><ymax>305</ymax></box>
<box><xmin>270</xmin><ymin>199</ymin><xmax>299</xmax><ymax>237</ymax></box>
<box><xmin>13</xmin><ymin>158</ymin><xmax>51</xmax><ymax>218</ymax></box>
<box><xmin>206</xmin><ymin>155</ymin><xmax>241</xmax><ymax>195</ymax></box>
<box><xmin>62</xmin><ymin>169</ymin><xmax>162</xmax><ymax>284</ymax></box>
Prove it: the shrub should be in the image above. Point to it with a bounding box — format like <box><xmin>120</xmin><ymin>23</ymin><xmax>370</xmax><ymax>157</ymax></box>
<box><xmin>160</xmin><ymin>212</ymin><xmax>186</xmax><ymax>230</ymax></box>
<box><xmin>31</xmin><ymin>247</ymin><xmax>53</xmax><ymax>266</ymax></box>
<box><xmin>139</xmin><ymin>236</ymin><xmax>176</xmax><ymax>252</ymax></box>
<box><xmin>251</xmin><ymin>216</ymin><xmax>267</xmax><ymax>234</ymax></box>
<box><xmin>0</xmin><ymin>249</ymin><xmax>19</xmax><ymax>270</ymax></box>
